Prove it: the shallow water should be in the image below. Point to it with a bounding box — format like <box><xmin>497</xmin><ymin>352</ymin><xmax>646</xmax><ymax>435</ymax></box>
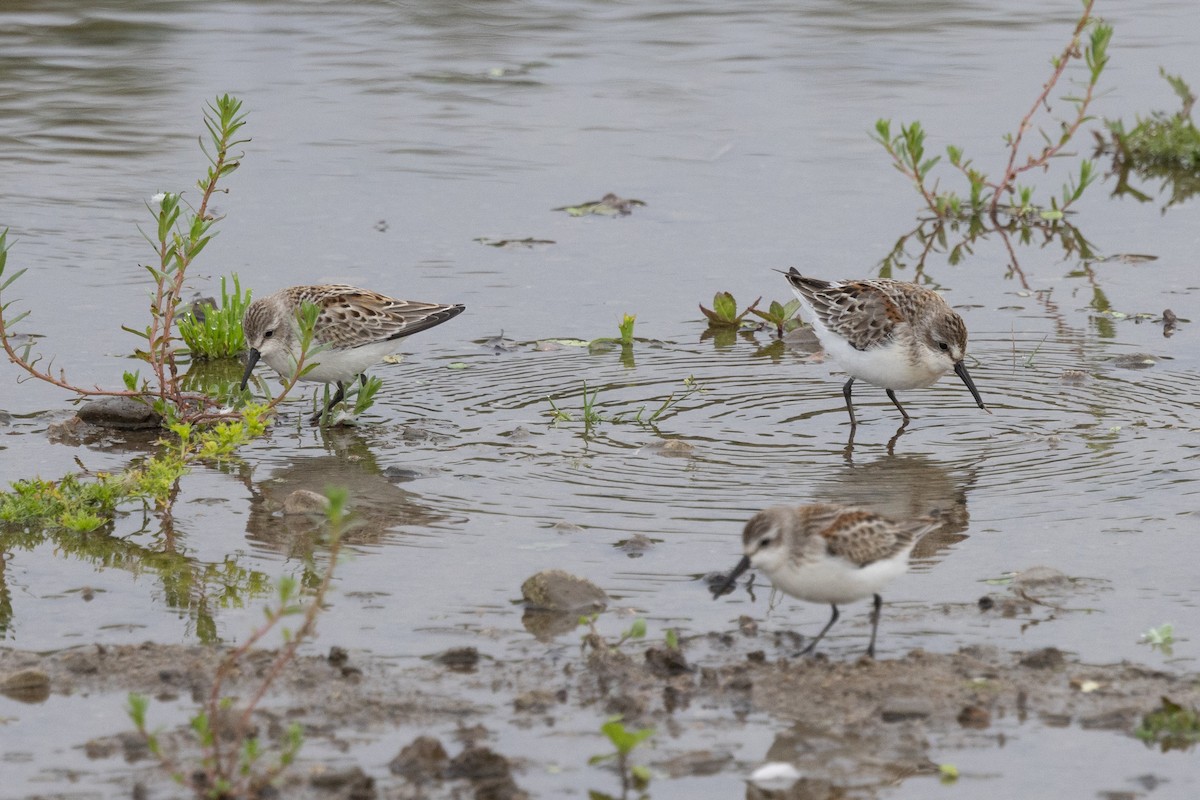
<box><xmin>2</xmin><ymin>0</ymin><xmax>1200</xmax><ymax>796</ymax></box>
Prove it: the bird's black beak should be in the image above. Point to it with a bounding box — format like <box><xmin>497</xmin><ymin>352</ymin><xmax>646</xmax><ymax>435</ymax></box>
<box><xmin>240</xmin><ymin>348</ymin><xmax>260</xmax><ymax>392</ymax></box>
<box><xmin>954</xmin><ymin>360</ymin><xmax>990</xmax><ymax>414</ymax></box>
<box><xmin>711</xmin><ymin>555</ymin><xmax>751</xmax><ymax>599</ymax></box>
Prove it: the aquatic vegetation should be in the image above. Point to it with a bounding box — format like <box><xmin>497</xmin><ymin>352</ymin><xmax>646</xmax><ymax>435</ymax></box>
<box><xmin>0</xmin><ymin>95</ymin><xmax>252</xmax><ymax>425</ymax></box>
<box><xmin>749</xmin><ymin>297</ymin><xmax>804</xmax><ymax>338</ymax></box>
<box><xmin>1100</xmin><ymin>69</ymin><xmax>1200</xmax><ymax>208</ymax></box>
<box><xmin>1135</xmin><ymin>696</ymin><xmax>1200</xmax><ymax>752</ymax></box>
<box><xmin>546</xmin><ymin>375</ymin><xmax>705</xmax><ymax>430</ymax></box>
<box><xmin>873</xmin><ymin>0</ymin><xmax>1111</xmax><ymax>222</ymax></box>
<box><xmin>1140</xmin><ymin>622</ymin><xmax>1175</xmax><ymax>651</ymax></box>
<box><xmin>699</xmin><ymin>290</ymin><xmax>759</xmax><ymax>328</ymax></box>
<box><xmin>553</xmin><ymin>192</ymin><xmax>646</xmax><ymax>217</ymax></box>
<box><xmin>589</xmin><ymin>715</ymin><xmax>654</xmax><ymax>797</ymax></box>
<box><xmin>128</xmin><ymin>488</ymin><xmax>349</xmax><ymax>798</ymax></box>
<box><xmin>177</xmin><ymin>274</ymin><xmax>252</xmax><ymax>361</ymax></box>
<box><xmin>0</xmin><ymin>409</ymin><xmax>267</xmax><ymax>535</ymax></box>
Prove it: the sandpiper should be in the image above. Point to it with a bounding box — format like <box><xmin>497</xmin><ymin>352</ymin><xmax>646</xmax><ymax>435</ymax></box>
<box><xmin>784</xmin><ymin>268</ymin><xmax>987</xmax><ymax>426</ymax></box>
<box><xmin>712</xmin><ymin>503</ymin><xmax>940</xmax><ymax>658</ymax></box>
<box><xmin>240</xmin><ymin>284</ymin><xmax>464</xmax><ymax>422</ymax></box>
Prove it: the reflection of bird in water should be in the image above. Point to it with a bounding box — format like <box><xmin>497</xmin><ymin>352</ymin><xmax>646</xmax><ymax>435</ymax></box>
<box><xmin>808</xmin><ymin>452</ymin><xmax>976</xmax><ymax>566</ymax></box>
<box><xmin>243</xmin><ymin>432</ymin><xmax>448</xmax><ymax>558</ymax></box>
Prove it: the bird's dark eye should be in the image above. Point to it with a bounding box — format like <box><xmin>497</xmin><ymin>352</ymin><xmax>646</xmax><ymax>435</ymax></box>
<box><xmin>756</xmin><ymin>537</ymin><xmax>772</xmax><ymax>551</ymax></box>
<box><xmin>263</xmin><ymin>329</ymin><xmax>275</xmax><ymax>339</ymax></box>
<box><xmin>937</xmin><ymin>341</ymin><xmax>949</xmax><ymax>352</ymax></box>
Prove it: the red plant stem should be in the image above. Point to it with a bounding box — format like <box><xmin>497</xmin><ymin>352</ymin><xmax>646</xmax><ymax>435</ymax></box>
<box><xmin>988</xmin><ymin>0</ymin><xmax>1096</xmax><ymax>218</ymax></box>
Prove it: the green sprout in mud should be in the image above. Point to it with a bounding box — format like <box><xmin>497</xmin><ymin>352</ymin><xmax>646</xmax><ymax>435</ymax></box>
<box><xmin>589</xmin><ymin>715</ymin><xmax>654</xmax><ymax>798</ymax></box>
<box><xmin>1134</xmin><ymin>696</ymin><xmax>1200</xmax><ymax>753</ymax></box>
<box><xmin>579</xmin><ymin>614</ymin><xmax>647</xmax><ymax>655</ymax></box>
<box><xmin>873</xmin><ymin>0</ymin><xmax>1111</xmax><ymax>222</ymax></box>
<box><xmin>128</xmin><ymin>487</ymin><xmax>350</xmax><ymax>798</ymax></box>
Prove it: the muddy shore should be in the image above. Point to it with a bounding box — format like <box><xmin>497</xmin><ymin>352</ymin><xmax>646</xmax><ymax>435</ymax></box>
<box><xmin>4</xmin><ymin>630</ymin><xmax>1195</xmax><ymax>799</ymax></box>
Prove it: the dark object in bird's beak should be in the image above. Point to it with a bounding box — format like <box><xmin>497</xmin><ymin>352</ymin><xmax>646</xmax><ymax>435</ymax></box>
<box><xmin>711</xmin><ymin>555</ymin><xmax>751</xmax><ymax>598</ymax></box>
<box><xmin>239</xmin><ymin>348</ymin><xmax>261</xmax><ymax>391</ymax></box>
<box><xmin>954</xmin><ymin>360</ymin><xmax>990</xmax><ymax>414</ymax></box>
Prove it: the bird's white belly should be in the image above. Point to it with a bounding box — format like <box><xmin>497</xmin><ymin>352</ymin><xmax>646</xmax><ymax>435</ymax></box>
<box><xmin>762</xmin><ymin>552</ymin><xmax>910</xmax><ymax>605</ymax></box>
<box><xmin>264</xmin><ymin>340</ymin><xmax>398</xmax><ymax>384</ymax></box>
<box><xmin>815</xmin><ymin>325</ymin><xmax>946</xmax><ymax>391</ymax></box>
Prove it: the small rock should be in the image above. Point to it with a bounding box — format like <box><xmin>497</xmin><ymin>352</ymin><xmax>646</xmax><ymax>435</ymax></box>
<box><xmin>551</xmin><ymin>521</ymin><xmax>585</xmax><ymax>534</ymax></box>
<box><xmin>76</xmin><ymin>397</ymin><xmax>162</xmax><ymax>430</ymax></box>
<box><xmin>656</xmin><ymin>749</ymin><xmax>734</xmax><ymax>778</ymax></box>
<box><xmin>749</xmin><ymin>762</ymin><xmax>802</xmax><ymax>789</ymax></box>
<box><xmin>0</xmin><ymin>668</ymin><xmax>50</xmax><ymax>702</ymax></box>
<box><xmin>957</xmin><ymin>705</ymin><xmax>991</xmax><ymax>728</ymax></box>
<box><xmin>434</xmin><ymin>647</ymin><xmax>481</xmax><ymax>671</ymax></box>
<box><xmin>513</xmin><ymin>690</ymin><xmax>559</xmax><ymax>713</ymax></box>
<box><xmin>645</xmin><ymin>646</ymin><xmax>692</xmax><ymax>677</ymax></box>
<box><xmin>283</xmin><ymin>489</ymin><xmax>331</xmax><ymax>516</ymax></box>
<box><xmin>309</xmin><ymin>765</ymin><xmax>375</xmax><ymax>798</ymax></box>
<box><xmin>643</xmin><ymin>439</ymin><xmax>695</xmax><ymax>458</ymax></box>
<box><xmin>327</xmin><ymin>646</ymin><xmax>349</xmax><ymax>667</ymax></box>
<box><xmin>389</xmin><ymin>735</ymin><xmax>448</xmax><ymax>781</ymax></box>
<box><xmin>738</xmin><ymin>616</ymin><xmax>758</xmax><ymax>636</ymax></box>
<box><xmin>1019</xmin><ymin>647</ymin><xmax>1066</xmax><ymax>670</ymax></box>
<box><xmin>615</xmin><ymin>534</ymin><xmax>655</xmax><ymax>556</ymax></box>
<box><xmin>881</xmin><ymin>697</ymin><xmax>933</xmax><ymax>722</ymax></box>
<box><xmin>446</xmin><ymin>746</ymin><xmax>514</xmax><ymax>782</ymax></box>
<box><xmin>520</xmin><ymin>569</ymin><xmax>608</xmax><ymax>613</ymax></box>
<box><xmin>1011</xmin><ymin>566</ymin><xmax>1072</xmax><ymax>591</ymax></box>
<box><xmin>1113</xmin><ymin>353</ymin><xmax>1157</xmax><ymax>370</ymax></box>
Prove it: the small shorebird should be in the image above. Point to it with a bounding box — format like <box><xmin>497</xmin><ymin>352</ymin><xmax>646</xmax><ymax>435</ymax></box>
<box><xmin>783</xmin><ymin>268</ymin><xmax>987</xmax><ymax>426</ymax></box>
<box><xmin>240</xmin><ymin>284</ymin><xmax>465</xmax><ymax>422</ymax></box>
<box><xmin>712</xmin><ymin>504</ymin><xmax>940</xmax><ymax>658</ymax></box>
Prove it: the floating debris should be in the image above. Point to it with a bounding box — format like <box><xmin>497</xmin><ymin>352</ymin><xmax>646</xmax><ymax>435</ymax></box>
<box><xmin>553</xmin><ymin>192</ymin><xmax>646</xmax><ymax>217</ymax></box>
<box><xmin>474</xmin><ymin>237</ymin><xmax>555</xmax><ymax>248</ymax></box>
<box><xmin>1162</xmin><ymin>308</ymin><xmax>1179</xmax><ymax>337</ymax></box>
<box><xmin>1113</xmin><ymin>353</ymin><xmax>1158</xmax><ymax>369</ymax></box>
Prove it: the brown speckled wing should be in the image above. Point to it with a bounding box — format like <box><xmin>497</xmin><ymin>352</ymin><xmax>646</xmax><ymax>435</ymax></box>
<box><xmin>286</xmin><ymin>285</ymin><xmax>465</xmax><ymax>349</ymax></box>
<box><xmin>816</xmin><ymin>506</ymin><xmax>935</xmax><ymax>568</ymax></box>
<box><xmin>786</xmin><ymin>272</ymin><xmax>903</xmax><ymax>351</ymax></box>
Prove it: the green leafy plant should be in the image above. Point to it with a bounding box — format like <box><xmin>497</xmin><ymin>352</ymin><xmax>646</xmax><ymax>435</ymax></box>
<box><xmin>589</xmin><ymin>715</ymin><xmax>654</xmax><ymax>797</ymax></box>
<box><xmin>1140</xmin><ymin>622</ymin><xmax>1175</xmax><ymax>652</ymax></box>
<box><xmin>0</xmin><ymin>407</ymin><xmax>269</xmax><ymax>534</ymax></box>
<box><xmin>128</xmin><ymin>487</ymin><xmax>350</xmax><ymax>797</ymax></box>
<box><xmin>699</xmin><ymin>291</ymin><xmax>759</xmax><ymax>328</ymax></box>
<box><xmin>0</xmin><ymin>95</ymin><xmax>251</xmax><ymax>425</ymax></box>
<box><xmin>749</xmin><ymin>298</ymin><xmax>803</xmax><ymax>338</ymax></box>
<box><xmin>1101</xmin><ymin>69</ymin><xmax>1200</xmax><ymax>208</ymax></box>
<box><xmin>177</xmin><ymin>274</ymin><xmax>252</xmax><ymax>361</ymax></box>
<box><xmin>873</xmin><ymin>0</ymin><xmax>1111</xmax><ymax>221</ymax></box>
<box><xmin>1135</xmin><ymin>696</ymin><xmax>1200</xmax><ymax>752</ymax></box>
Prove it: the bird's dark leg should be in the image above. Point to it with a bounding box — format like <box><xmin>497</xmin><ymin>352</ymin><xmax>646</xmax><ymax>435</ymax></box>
<box><xmin>310</xmin><ymin>381</ymin><xmax>348</xmax><ymax>425</ymax></box>
<box><xmin>842</xmin><ymin>378</ymin><xmax>857</xmax><ymax>428</ymax></box>
<box><xmin>798</xmin><ymin>603</ymin><xmax>840</xmax><ymax>656</ymax></box>
<box><xmin>885</xmin><ymin>389</ymin><xmax>910</xmax><ymax>421</ymax></box>
<box><xmin>866</xmin><ymin>593</ymin><xmax>883</xmax><ymax>658</ymax></box>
